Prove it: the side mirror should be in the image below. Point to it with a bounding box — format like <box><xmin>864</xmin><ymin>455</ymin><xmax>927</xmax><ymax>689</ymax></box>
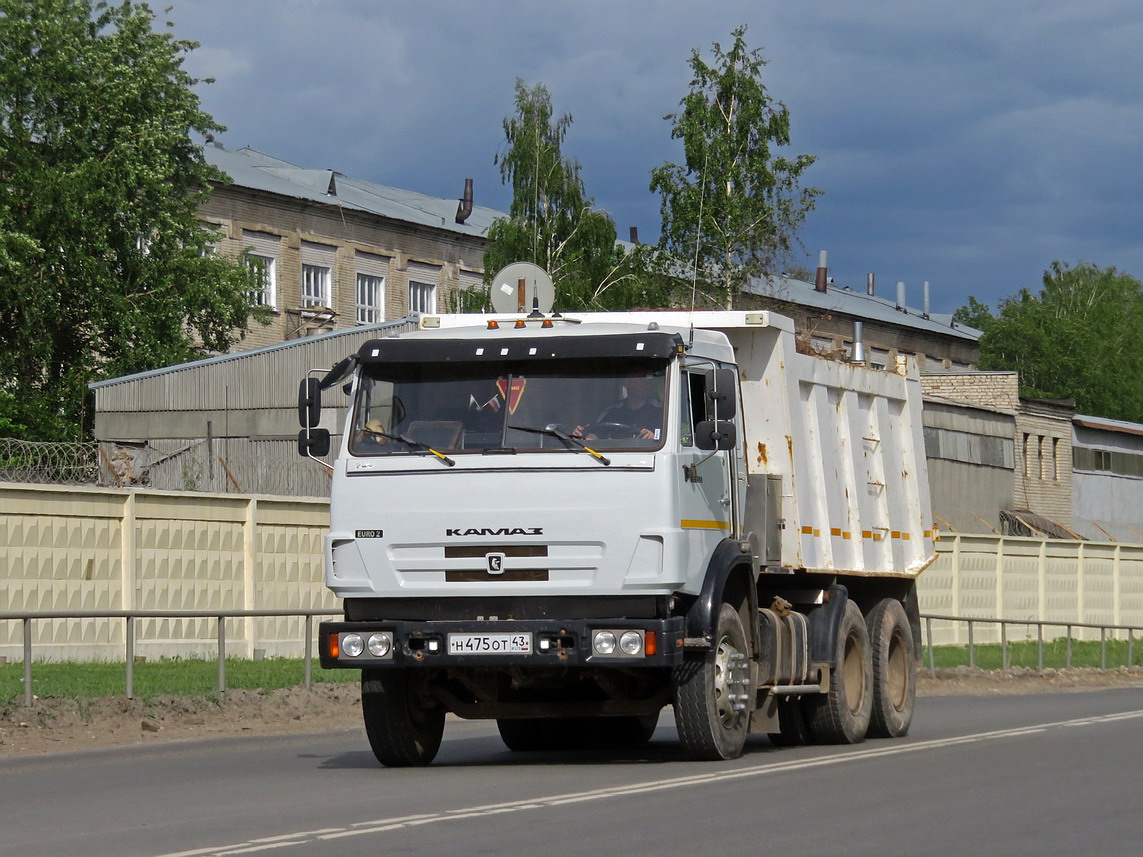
<box><xmin>298</xmin><ymin>377</ymin><xmax>321</xmax><ymax>428</ymax></box>
<box><xmin>704</xmin><ymin>368</ymin><xmax>737</xmax><ymax>421</ymax></box>
<box><xmin>298</xmin><ymin>428</ymin><xmax>331</xmax><ymax>457</ymax></box>
<box><xmin>694</xmin><ymin>420</ymin><xmax>736</xmax><ymax>451</ymax></box>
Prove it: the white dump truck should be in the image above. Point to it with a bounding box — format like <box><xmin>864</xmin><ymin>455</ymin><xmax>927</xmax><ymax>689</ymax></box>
<box><xmin>300</xmin><ymin>308</ymin><xmax>935</xmax><ymax>766</ymax></box>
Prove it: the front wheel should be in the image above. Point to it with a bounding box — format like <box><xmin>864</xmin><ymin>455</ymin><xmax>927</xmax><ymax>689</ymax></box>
<box><xmin>674</xmin><ymin>602</ymin><xmax>751</xmax><ymax>760</ymax></box>
<box><xmin>361</xmin><ymin>669</ymin><xmax>445</xmax><ymax>767</ymax></box>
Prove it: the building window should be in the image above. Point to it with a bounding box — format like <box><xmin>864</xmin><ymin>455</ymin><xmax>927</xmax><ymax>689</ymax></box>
<box><xmin>242</xmin><ymin>230</ymin><xmax>281</xmax><ymax>310</ymax></box>
<box><xmin>356</xmin><ymin>273</ymin><xmax>384</xmax><ymax>323</ymax></box>
<box><xmin>409</xmin><ymin>280</ymin><xmax>436</xmax><ymax>314</ymax></box>
<box><xmin>302</xmin><ymin>264</ymin><xmax>330</xmax><ymax>308</ymax></box>
<box><xmin>246</xmin><ymin>255</ymin><xmax>277</xmax><ymax>308</ymax></box>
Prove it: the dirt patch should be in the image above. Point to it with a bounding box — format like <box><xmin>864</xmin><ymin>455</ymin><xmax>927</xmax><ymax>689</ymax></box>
<box><xmin>3</xmin><ymin>667</ymin><xmax>1142</xmax><ymax>758</ymax></box>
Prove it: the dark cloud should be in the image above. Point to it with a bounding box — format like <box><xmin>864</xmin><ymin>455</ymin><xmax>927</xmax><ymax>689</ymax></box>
<box><xmin>171</xmin><ymin>0</ymin><xmax>1143</xmax><ymax>313</ymax></box>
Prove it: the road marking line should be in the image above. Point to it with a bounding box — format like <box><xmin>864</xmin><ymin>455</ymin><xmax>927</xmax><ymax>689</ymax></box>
<box><xmin>148</xmin><ymin>708</ymin><xmax>1143</xmax><ymax>857</ymax></box>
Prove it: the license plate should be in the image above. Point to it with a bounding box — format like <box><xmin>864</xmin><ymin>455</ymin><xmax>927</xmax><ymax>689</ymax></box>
<box><xmin>448</xmin><ymin>633</ymin><xmax>532</xmax><ymax>655</ymax></box>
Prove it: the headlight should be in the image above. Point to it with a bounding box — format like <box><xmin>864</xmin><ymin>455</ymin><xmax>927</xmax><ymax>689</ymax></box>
<box><xmin>593</xmin><ymin>630</ymin><xmax>617</xmax><ymax>655</ymax></box>
<box><xmin>341</xmin><ymin>633</ymin><xmax>364</xmax><ymax>657</ymax></box>
<box><xmin>619</xmin><ymin>631</ymin><xmax>643</xmax><ymax>656</ymax></box>
<box><xmin>367</xmin><ymin>633</ymin><xmax>392</xmax><ymax>657</ymax></box>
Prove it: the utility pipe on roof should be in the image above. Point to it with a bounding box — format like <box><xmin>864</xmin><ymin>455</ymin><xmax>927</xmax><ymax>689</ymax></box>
<box><xmin>923</xmin><ymin>281</ymin><xmax>931</xmax><ymax>319</ymax></box>
<box><xmin>867</xmin><ymin>273</ymin><xmax>876</xmax><ymax>296</ymax></box>
<box><xmin>896</xmin><ymin>281</ymin><xmax>907</xmax><ymax>313</ymax></box>
<box><xmin>455</xmin><ymin>178</ymin><xmax>474</xmax><ymax>224</ymax></box>
<box><xmin>815</xmin><ymin>250</ymin><xmax>828</xmax><ymax>293</ymax></box>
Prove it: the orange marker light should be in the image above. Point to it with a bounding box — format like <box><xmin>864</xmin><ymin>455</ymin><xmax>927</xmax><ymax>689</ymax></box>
<box><xmin>487</xmin><ymin>320</ymin><xmax>499</xmax><ymax>329</ymax></box>
<box><xmin>514</xmin><ymin>319</ymin><xmax>527</xmax><ymax>328</ymax></box>
<box><xmin>644</xmin><ymin>631</ymin><xmax>657</xmax><ymax>656</ymax></box>
<box><xmin>328</xmin><ymin>634</ymin><xmax>340</xmax><ymax>658</ymax></box>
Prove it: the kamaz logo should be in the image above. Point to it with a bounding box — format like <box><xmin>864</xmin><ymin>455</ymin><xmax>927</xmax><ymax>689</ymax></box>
<box><xmin>445</xmin><ymin>527</ymin><xmax>543</xmax><ymax>536</ymax></box>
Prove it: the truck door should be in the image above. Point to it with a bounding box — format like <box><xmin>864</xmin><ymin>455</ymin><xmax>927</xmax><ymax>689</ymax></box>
<box><xmin>678</xmin><ymin>364</ymin><xmax>735</xmax><ymax>571</ymax></box>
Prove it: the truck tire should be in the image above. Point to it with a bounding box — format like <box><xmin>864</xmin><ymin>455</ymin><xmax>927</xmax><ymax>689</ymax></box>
<box><xmin>865</xmin><ymin>598</ymin><xmax>917</xmax><ymax>738</ymax></box>
<box><xmin>768</xmin><ymin>697</ymin><xmax>813</xmax><ymax>747</ymax></box>
<box><xmin>497</xmin><ymin>713</ymin><xmax>659</xmax><ymax>752</ymax></box>
<box><xmin>804</xmin><ymin>600</ymin><xmax>872</xmax><ymax>744</ymax></box>
<box><xmin>607</xmin><ymin>711</ymin><xmax>660</xmax><ymax>745</ymax></box>
<box><xmin>674</xmin><ymin>602</ymin><xmax>750</xmax><ymax>760</ymax></box>
<box><xmin>361</xmin><ymin>669</ymin><xmax>444</xmax><ymax>767</ymax></box>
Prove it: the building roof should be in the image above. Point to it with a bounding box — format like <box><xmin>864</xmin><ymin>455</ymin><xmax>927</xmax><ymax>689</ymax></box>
<box><xmin>204</xmin><ymin>145</ymin><xmax>505</xmax><ymax>238</ymax></box>
<box><xmin>1074</xmin><ymin>413</ymin><xmax>1143</xmax><ymax>437</ymax></box>
<box><xmin>744</xmin><ymin>274</ymin><xmax>981</xmax><ymax>343</ymax></box>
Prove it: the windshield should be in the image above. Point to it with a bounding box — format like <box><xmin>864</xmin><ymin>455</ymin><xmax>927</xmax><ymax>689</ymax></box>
<box><xmin>348</xmin><ymin>359</ymin><xmax>668</xmax><ymax>457</ymax></box>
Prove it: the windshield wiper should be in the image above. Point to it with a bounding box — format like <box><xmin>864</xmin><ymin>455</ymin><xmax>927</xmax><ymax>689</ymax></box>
<box><xmin>365</xmin><ymin>430</ymin><xmax>455</xmax><ymax>466</ymax></box>
<box><xmin>507</xmin><ymin>424</ymin><xmax>611</xmax><ymax>466</ymax></box>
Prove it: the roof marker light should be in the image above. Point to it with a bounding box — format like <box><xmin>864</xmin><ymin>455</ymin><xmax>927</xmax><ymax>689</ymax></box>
<box><xmin>514</xmin><ymin>320</ymin><xmax>526</xmax><ymax>329</ymax></box>
<box><xmin>487</xmin><ymin>320</ymin><xmax>499</xmax><ymax>330</ymax></box>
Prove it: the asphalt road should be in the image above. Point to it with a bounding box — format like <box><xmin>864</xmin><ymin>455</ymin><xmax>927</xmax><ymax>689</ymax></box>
<box><xmin>3</xmin><ymin>689</ymin><xmax>1141</xmax><ymax>857</ymax></box>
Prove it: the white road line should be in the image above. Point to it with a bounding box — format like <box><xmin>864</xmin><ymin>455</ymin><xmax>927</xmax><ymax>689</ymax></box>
<box><xmin>149</xmin><ymin>708</ymin><xmax>1143</xmax><ymax>857</ymax></box>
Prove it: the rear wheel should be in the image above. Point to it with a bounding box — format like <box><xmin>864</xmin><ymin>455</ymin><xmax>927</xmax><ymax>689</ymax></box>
<box><xmin>804</xmin><ymin>600</ymin><xmax>873</xmax><ymax>744</ymax></box>
<box><xmin>767</xmin><ymin>697</ymin><xmax>813</xmax><ymax>747</ymax></box>
<box><xmin>361</xmin><ymin>669</ymin><xmax>445</xmax><ymax>767</ymax></box>
<box><xmin>674</xmin><ymin>602</ymin><xmax>751</xmax><ymax>760</ymax></box>
<box><xmin>866</xmin><ymin>598</ymin><xmax>917</xmax><ymax>738</ymax></box>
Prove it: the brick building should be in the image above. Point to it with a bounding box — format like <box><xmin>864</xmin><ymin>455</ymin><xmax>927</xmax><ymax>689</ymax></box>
<box><xmin>200</xmin><ymin>145</ymin><xmax>499</xmax><ymax>351</ymax></box>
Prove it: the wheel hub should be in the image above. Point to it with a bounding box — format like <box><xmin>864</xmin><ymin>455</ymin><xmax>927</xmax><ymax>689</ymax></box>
<box><xmin>713</xmin><ymin>636</ymin><xmax>750</xmax><ymax>726</ymax></box>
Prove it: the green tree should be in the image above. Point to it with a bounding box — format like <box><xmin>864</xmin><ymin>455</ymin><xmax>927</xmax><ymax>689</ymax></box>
<box><xmin>957</xmin><ymin>262</ymin><xmax>1143</xmax><ymax>422</ymax></box>
<box><xmin>650</xmin><ymin>25</ymin><xmax>821</xmax><ymax>309</ymax></box>
<box><xmin>483</xmin><ymin>80</ymin><xmax>666</xmax><ymax>312</ymax></box>
<box><xmin>0</xmin><ymin>0</ymin><xmax>262</xmax><ymax>440</ymax></box>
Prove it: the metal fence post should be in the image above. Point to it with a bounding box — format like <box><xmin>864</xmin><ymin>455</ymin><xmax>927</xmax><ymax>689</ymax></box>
<box><xmin>217</xmin><ymin>616</ymin><xmax>226</xmax><ymax>694</ymax></box>
<box><xmin>1130</xmin><ymin>629</ymin><xmax>1135</xmax><ymax>667</ymax></box>
<box><xmin>1066</xmin><ymin>625</ymin><xmax>1072</xmax><ymax>669</ymax></box>
<box><xmin>1101</xmin><ymin>627</ymin><xmax>1107</xmax><ymax>669</ymax></box>
<box><xmin>926</xmin><ymin>616</ymin><xmax>935</xmax><ymax>674</ymax></box>
<box><xmin>125</xmin><ymin>616</ymin><xmax>135</xmax><ymax>699</ymax></box>
<box><xmin>1000</xmin><ymin>621</ymin><xmax>1008</xmax><ymax>670</ymax></box>
<box><xmin>304</xmin><ymin>614</ymin><xmax>313</xmax><ymax>690</ymax></box>
<box><xmin>967</xmin><ymin>620</ymin><xmax>975</xmax><ymax>669</ymax></box>
<box><xmin>1037</xmin><ymin>623</ymin><xmax>1044</xmax><ymax>671</ymax></box>
<box><xmin>23</xmin><ymin>617</ymin><xmax>33</xmax><ymax>707</ymax></box>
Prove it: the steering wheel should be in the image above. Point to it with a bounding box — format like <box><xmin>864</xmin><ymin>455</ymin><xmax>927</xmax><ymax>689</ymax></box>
<box><xmin>584</xmin><ymin>421</ymin><xmax>638</xmax><ymax>440</ymax></box>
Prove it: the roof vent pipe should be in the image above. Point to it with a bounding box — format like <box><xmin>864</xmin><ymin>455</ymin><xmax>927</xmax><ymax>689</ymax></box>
<box><xmin>867</xmin><ymin>273</ymin><xmax>876</xmax><ymax>296</ymax></box>
<box><xmin>923</xmin><ymin>281</ymin><xmax>931</xmax><ymax>319</ymax></box>
<box><xmin>896</xmin><ymin>281</ymin><xmax>907</xmax><ymax>313</ymax></box>
<box><xmin>815</xmin><ymin>250</ymin><xmax>828</xmax><ymax>293</ymax></box>
<box><xmin>852</xmin><ymin>320</ymin><xmax>866</xmax><ymax>363</ymax></box>
<box><xmin>455</xmin><ymin>178</ymin><xmax>474</xmax><ymax>224</ymax></box>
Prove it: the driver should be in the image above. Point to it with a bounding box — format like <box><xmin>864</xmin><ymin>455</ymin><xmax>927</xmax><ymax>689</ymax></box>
<box><xmin>576</xmin><ymin>370</ymin><xmax>662</xmax><ymax>441</ymax></box>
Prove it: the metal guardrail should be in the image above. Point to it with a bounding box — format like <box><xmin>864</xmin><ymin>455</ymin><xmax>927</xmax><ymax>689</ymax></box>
<box><xmin>0</xmin><ymin>610</ymin><xmax>341</xmax><ymax>707</ymax></box>
<box><xmin>920</xmin><ymin>613</ymin><xmax>1140</xmax><ymax>673</ymax></box>
<box><xmin>4</xmin><ymin>610</ymin><xmax>1140</xmax><ymax>708</ymax></box>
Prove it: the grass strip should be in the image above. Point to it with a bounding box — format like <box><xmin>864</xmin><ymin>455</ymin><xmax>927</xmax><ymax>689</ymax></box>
<box><xmin>1</xmin><ymin>656</ymin><xmax>356</xmax><ymax>704</ymax></box>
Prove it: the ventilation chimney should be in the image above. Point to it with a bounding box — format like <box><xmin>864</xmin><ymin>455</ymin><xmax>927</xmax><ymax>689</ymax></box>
<box><xmin>454</xmin><ymin>178</ymin><xmax>474</xmax><ymax>224</ymax></box>
<box><xmin>815</xmin><ymin>250</ymin><xmax>828</xmax><ymax>293</ymax></box>
<box><xmin>629</xmin><ymin>226</ymin><xmax>639</xmax><ymax>245</ymax></box>
<box><xmin>923</xmin><ymin>281</ymin><xmax>931</xmax><ymax>319</ymax></box>
<box><xmin>852</xmin><ymin>321</ymin><xmax>866</xmax><ymax>363</ymax></box>
<box><xmin>867</xmin><ymin>273</ymin><xmax>876</xmax><ymax>296</ymax></box>
<box><xmin>896</xmin><ymin>281</ymin><xmax>907</xmax><ymax>313</ymax></box>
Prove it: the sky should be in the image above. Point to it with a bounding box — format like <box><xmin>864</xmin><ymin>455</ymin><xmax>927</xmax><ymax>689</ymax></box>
<box><xmin>168</xmin><ymin>0</ymin><xmax>1143</xmax><ymax>315</ymax></box>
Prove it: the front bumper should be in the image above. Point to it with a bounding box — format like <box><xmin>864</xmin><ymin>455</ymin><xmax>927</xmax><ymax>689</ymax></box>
<box><xmin>319</xmin><ymin>616</ymin><xmax>686</xmax><ymax>669</ymax></box>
